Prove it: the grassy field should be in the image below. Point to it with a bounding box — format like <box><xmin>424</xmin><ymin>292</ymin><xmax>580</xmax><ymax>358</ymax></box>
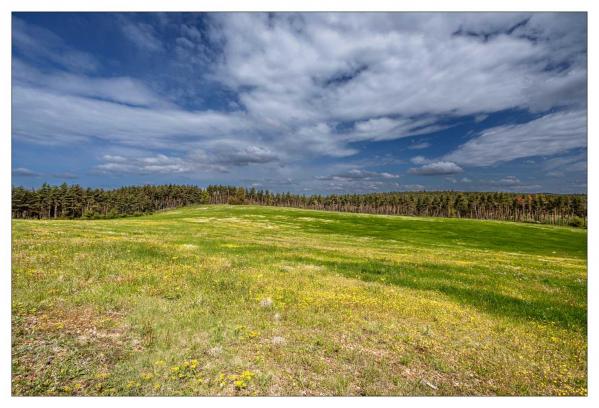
<box><xmin>11</xmin><ymin>205</ymin><xmax>587</xmax><ymax>396</ymax></box>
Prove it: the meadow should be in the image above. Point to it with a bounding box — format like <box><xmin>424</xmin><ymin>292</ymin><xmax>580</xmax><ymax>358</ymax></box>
<box><xmin>11</xmin><ymin>205</ymin><xmax>587</xmax><ymax>396</ymax></box>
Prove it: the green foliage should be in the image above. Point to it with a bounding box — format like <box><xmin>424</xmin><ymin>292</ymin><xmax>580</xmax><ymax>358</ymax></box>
<box><xmin>227</xmin><ymin>187</ymin><xmax>247</xmax><ymax>205</ymax></box>
<box><xmin>12</xmin><ymin>184</ymin><xmax>587</xmax><ymax>226</ymax></box>
<box><xmin>568</xmin><ymin>216</ymin><xmax>586</xmax><ymax>228</ymax></box>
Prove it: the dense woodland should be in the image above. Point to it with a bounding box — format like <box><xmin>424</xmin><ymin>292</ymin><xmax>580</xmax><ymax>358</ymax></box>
<box><xmin>12</xmin><ymin>183</ymin><xmax>587</xmax><ymax>227</ymax></box>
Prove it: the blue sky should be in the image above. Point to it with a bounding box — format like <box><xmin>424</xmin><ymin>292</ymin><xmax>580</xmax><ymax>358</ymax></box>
<box><xmin>12</xmin><ymin>12</ymin><xmax>587</xmax><ymax>193</ymax></box>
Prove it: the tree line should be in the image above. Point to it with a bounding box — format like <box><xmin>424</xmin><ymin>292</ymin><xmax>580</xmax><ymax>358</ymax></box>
<box><xmin>12</xmin><ymin>183</ymin><xmax>587</xmax><ymax>227</ymax></box>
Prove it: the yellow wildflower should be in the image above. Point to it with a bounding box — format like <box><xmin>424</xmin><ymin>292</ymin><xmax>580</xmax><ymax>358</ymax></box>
<box><xmin>241</xmin><ymin>370</ymin><xmax>254</xmax><ymax>380</ymax></box>
<box><xmin>141</xmin><ymin>373</ymin><xmax>154</xmax><ymax>381</ymax></box>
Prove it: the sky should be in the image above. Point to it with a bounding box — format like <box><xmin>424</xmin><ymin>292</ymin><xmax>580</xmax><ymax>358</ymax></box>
<box><xmin>11</xmin><ymin>12</ymin><xmax>587</xmax><ymax>194</ymax></box>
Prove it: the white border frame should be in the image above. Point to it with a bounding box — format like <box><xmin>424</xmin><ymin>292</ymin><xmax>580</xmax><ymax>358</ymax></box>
<box><xmin>1</xmin><ymin>1</ymin><xmax>594</xmax><ymax>407</ymax></box>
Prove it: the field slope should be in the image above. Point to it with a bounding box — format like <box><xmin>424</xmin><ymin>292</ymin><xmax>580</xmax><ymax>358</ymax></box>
<box><xmin>12</xmin><ymin>205</ymin><xmax>587</xmax><ymax>396</ymax></box>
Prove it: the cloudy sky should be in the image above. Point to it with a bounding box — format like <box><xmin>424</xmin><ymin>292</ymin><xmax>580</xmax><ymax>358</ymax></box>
<box><xmin>12</xmin><ymin>12</ymin><xmax>587</xmax><ymax>193</ymax></box>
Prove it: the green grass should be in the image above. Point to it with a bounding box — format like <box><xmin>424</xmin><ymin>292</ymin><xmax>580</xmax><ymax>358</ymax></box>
<box><xmin>11</xmin><ymin>205</ymin><xmax>587</xmax><ymax>396</ymax></box>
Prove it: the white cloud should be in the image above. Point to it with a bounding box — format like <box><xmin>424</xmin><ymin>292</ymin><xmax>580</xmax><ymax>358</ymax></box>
<box><xmin>207</xmin><ymin>144</ymin><xmax>280</xmax><ymax>166</ymax></box>
<box><xmin>443</xmin><ymin>110</ymin><xmax>587</xmax><ymax>166</ymax></box>
<box><xmin>410</xmin><ymin>156</ymin><xmax>430</xmax><ymax>165</ymax></box>
<box><xmin>95</xmin><ymin>154</ymin><xmax>191</xmax><ymax>175</ymax></box>
<box><xmin>485</xmin><ymin>176</ymin><xmax>542</xmax><ymax>192</ymax></box>
<box><xmin>317</xmin><ymin>169</ymin><xmax>400</xmax><ymax>181</ymax></box>
<box><xmin>12</xmin><ymin>16</ymin><xmax>98</xmax><ymax>72</ymax></box>
<box><xmin>94</xmin><ymin>143</ymin><xmax>281</xmax><ymax>176</ymax></box>
<box><xmin>11</xmin><ymin>84</ymin><xmax>253</xmax><ymax>148</ymax></box>
<box><xmin>408</xmin><ymin>142</ymin><xmax>431</xmax><ymax>150</ymax></box>
<box><xmin>542</xmin><ymin>151</ymin><xmax>587</xmax><ymax>173</ymax></box>
<box><xmin>493</xmin><ymin>176</ymin><xmax>521</xmax><ymax>186</ymax></box>
<box><xmin>400</xmin><ymin>184</ymin><xmax>426</xmax><ymax>191</ymax></box>
<box><xmin>13</xmin><ymin>58</ymin><xmax>169</xmax><ymax>108</ymax></box>
<box><xmin>120</xmin><ymin>18</ymin><xmax>163</xmax><ymax>52</ymax></box>
<box><xmin>211</xmin><ymin>13</ymin><xmax>585</xmax><ymax>127</ymax></box>
<box><xmin>12</xmin><ymin>167</ymin><xmax>41</xmax><ymax>177</ymax></box>
<box><xmin>408</xmin><ymin>161</ymin><xmax>463</xmax><ymax>175</ymax></box>
<box><xmin>346</xmin><ymin>117</ymin><xmax>446</xmax><ymax>142</ymax></box>
<box><xmin>11</xmin><ymin>13</ymin><xmax>587</xmax><ymax>185</ymax></box>
<box><xmin>311</xmin><ymin>166</ymin><xmax>404</xmax><ymax>193</ymax></box>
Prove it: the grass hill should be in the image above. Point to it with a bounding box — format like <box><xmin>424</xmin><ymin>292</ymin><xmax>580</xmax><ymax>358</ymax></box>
<box><xmin>12</xmin><ymin>205</ymin><xmax>587</xmax><ymax>395</ymax></box>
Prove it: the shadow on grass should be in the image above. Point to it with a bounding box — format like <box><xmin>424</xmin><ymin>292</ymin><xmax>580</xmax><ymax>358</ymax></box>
<box><xmin>292</xmin><ymin>256</ymin><xmax>586</xmax><ymax>331</ymax></box>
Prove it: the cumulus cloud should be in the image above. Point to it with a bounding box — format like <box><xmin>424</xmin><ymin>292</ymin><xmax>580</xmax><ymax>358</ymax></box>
<box><xmin>408</xmin><ymin>161</ymin><xmax>463</xmax><ymax>175</ymax></box>
<box><xmin>95</xmin><ymin>144</ymin><xmax>280</xmax><ymax>176</ymax></box>
<box><xmin>96</xmin><ymin>154</ymin><xmax>191</xmax><ymax>175</ymax></box>
<box><xmin>202</xmin><ymin>144</ymin><xmax>280</xmax><ymax>166</ymax></box>
<box><xmin>312</xmin><ymin>167</ymin><xmax>403</xmax><ymax>193</ymax></box>
<box><xmin>410</xmin><ymin>156</ymin><xmax>430</xmax><ymax>165</ymax></box>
